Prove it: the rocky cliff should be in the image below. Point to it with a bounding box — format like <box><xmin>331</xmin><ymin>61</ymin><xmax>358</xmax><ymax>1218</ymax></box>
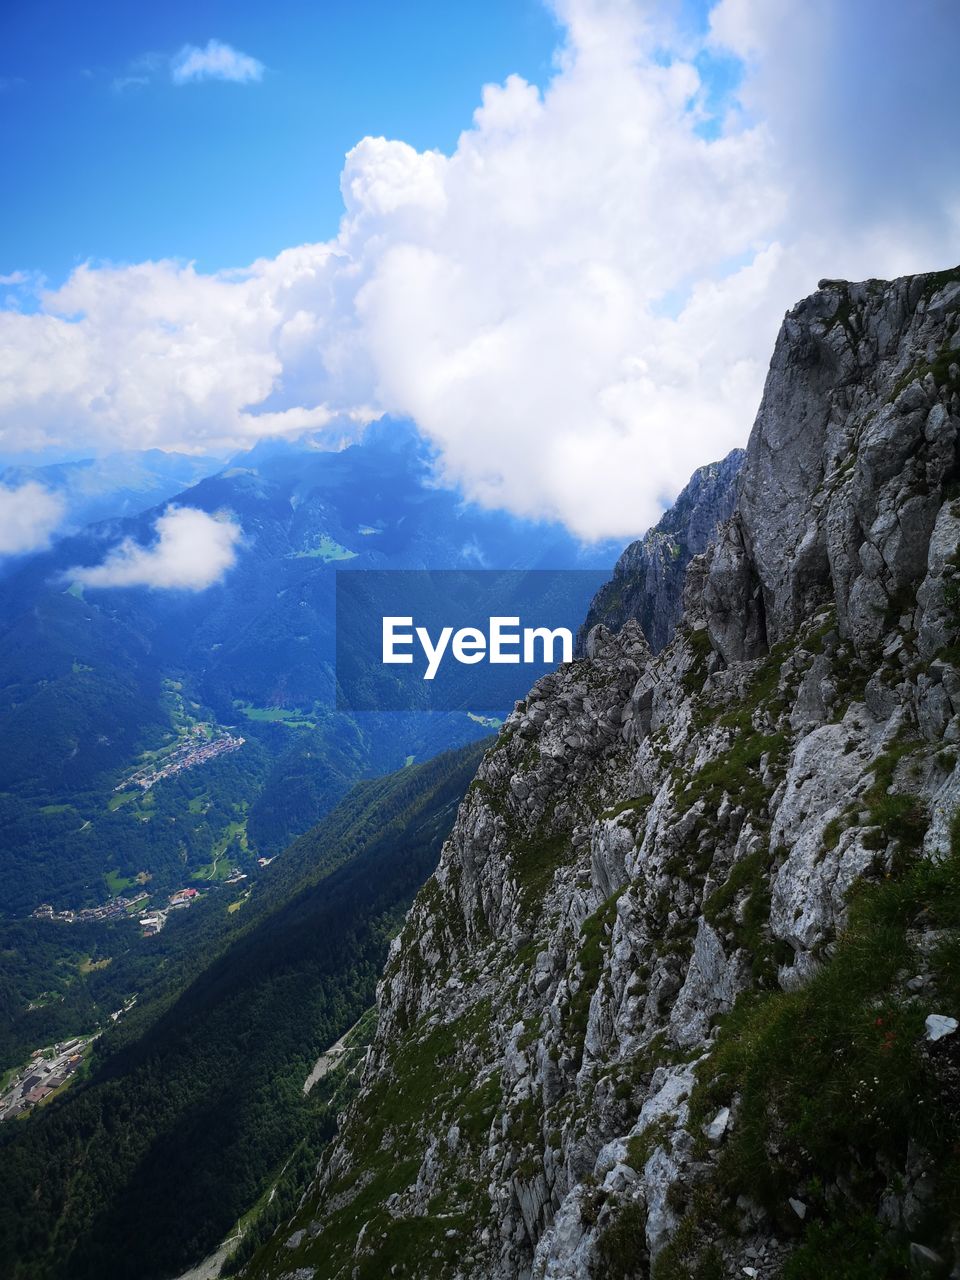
<box><xmin>577</xmin><ymin>449</ymin><xmax>744</xmax><ymax>654</ymax></box>
<box><xmin>249</xmin><ymin>265</ymin><xmax>960</xmax><ymax>1280</ymax></box>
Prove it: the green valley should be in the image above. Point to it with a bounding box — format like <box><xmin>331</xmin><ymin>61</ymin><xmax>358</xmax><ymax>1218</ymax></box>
<box><xmin>0</xmin><ymin>740</ymin><xmax>489</xmax><ymax>1280</ymax></box>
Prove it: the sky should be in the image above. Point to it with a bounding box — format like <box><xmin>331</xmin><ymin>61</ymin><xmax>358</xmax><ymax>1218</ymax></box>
<box><xmin>0</xmin><ymin>0</ymin><xmax>561</xmax><ymax>280</ymax></box>
<box><xmin>1</xmin><ymin>0</ymin><xmax>958</xmax><ymax>556</ymax></box>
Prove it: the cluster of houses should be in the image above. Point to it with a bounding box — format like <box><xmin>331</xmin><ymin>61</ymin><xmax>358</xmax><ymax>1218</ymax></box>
<box><xmin>139</xmin><ymin>886</ymin><xmax>200</xmax><ymax>936</ymax></box>
<box><xmin>32</xmin><ymin>891</ymin><xmax>149</xmax><ymax>925</ymax></box>
<box><xmin>32</xmin><ymin>886</ymin><xmax>205</xmax><ymax>939</ymax></box>
<box><xmin>0</xmin><ymin>1036</ymin><xmax>93</xmax><ymax>1121</ymax></box>
<box><xmin>117</xmin><ymin>728</ymin><xmax>245</xmax><ymax>793</ymax></box>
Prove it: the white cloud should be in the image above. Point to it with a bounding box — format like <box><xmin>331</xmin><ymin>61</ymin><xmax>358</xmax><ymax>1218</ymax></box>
<box><xmin>170</xmin><ymin>39</ymin><xmax>264</xmax><ymax>85</ymax></box>
<box><xmin>0</xmin><ymin>0</ymin><xmax>957</xmax><ymax>538</ymax></box>
<box><xmin>707</xmin><ymin>0</ymin><xmax>960</xmax><ymax>253</ymax></box>
<box><xmin>0</xmin><ymin>482</ymin><xmax>65</xmax><ymax>555</ymax></box>
<box><xmin>69</xmin><ymin>506</ymin><xmax>241</xmax><ymax>590</ymax></box>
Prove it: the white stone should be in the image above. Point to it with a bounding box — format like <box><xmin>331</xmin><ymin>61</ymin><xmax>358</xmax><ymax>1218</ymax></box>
<box><xmin>924</xmin><ymin>1014</ymin><xmax>958</xmax><ymax>1042</ymax></box>
<box><xmin>702</xmin><ymin>1107</ymin><xmax>730</xmax><ymax>1143</ymax></box>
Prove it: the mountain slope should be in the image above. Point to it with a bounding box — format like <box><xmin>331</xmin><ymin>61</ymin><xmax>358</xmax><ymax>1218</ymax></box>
<box><xmin>251</xmin><ymin>266</ymin><xmax>960</xmax><ymax>1279</ymax></box>
<box><xmin>0</xmin><ymin>740</ymin><xmax>489</xmax><ymax>1280</ymax></box>
<box><xmin>577</xmin><ymin>447</ymin><xmax>743</xmax><ymax>653</ymax></box>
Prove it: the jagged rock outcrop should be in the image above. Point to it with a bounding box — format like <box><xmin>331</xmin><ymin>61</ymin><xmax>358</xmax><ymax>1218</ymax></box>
<box><xmin>577</xmin><ymin>450</ymin><xmax>744</xmax><ymax>655</ymax></box>
<box><xmin>248</xmin><ymin>266</ymin><xmax>960</xmax><ymax>1280</ymax></box>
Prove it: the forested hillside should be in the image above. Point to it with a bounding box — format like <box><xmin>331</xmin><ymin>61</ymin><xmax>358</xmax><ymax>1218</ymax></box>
<box><xmin>0</xmin><ymin>739</ymin><xmax>489</xmax><ymax>1280</ymax></box>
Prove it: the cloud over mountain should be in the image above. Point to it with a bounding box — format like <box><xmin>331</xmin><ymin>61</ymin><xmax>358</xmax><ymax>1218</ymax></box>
<box><xmin>69</xmin><ymin>506</ymin><xmax>241</xmax><ymax>591</ymax></box>
<box><xmin>0</xmin><ymin>482</ymin><xmax>64</xmax><ymax>554</ymax></box>
<box><xmin>1</xmin><ymin>0</ymin><xmax>957</xmax><ymax>538</ymax></box>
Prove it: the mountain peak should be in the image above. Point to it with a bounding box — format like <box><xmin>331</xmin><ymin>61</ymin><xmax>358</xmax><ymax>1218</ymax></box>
<box><xmin>577</xmin><ymin>446</ymin><xmax>744</xmax><ymax>654</ymax></box>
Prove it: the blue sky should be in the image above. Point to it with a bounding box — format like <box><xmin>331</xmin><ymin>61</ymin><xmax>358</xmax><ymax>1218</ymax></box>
<box><xmin>1</xmin><ymin>0</ymin><xmax>566</xmax><ymax>281</ymax></box>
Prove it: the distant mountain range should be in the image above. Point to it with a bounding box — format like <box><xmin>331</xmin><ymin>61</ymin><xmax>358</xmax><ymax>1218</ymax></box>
<box><xmin>0</xmin><ymin>418</ymin><xmax>624</xmax><ymax>919</ymax></box>
<box><xmin>0</xmin><ymin>450</ymin><xmax>224</xmax><ymax>533</ymax></box>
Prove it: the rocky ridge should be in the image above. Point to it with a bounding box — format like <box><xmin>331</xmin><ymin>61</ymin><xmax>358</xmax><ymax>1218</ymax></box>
<box><xmin>249</xmin><ymin>265</ymin><xmax>960</xmax><ymax>1280</ymax></box>
<box><xmin>577</xmin><ymin>448</ymin><xmax>744</xmax><ymax>655</ymax></box>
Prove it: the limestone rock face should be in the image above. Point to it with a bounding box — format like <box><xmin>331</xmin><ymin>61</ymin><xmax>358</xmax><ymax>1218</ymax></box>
<box><xmin>253</xmin><ymin>267</ymin><xmax>960</xmax><ymax>1280</ymax></box>
<box><xmin>578</xmin><ymin>449</ymin><xmax>744</xmax><ymax>654</ymax></box>
<box><xmin>733</xmin><ymin>274</ymin><xmax>959</xmax><ymax>652</ymax></box>
<box><xmin>702</xmin><ymin>515</ymin><xmax>767</xmax><ymax>664</ymax></box>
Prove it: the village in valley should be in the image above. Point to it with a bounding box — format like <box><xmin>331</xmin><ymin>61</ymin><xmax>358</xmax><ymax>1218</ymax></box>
<box><xmin>30</xmin><ymin>697</ymin><xmax>252</xmax><ymax>937</ymax></box>
<box><xmin>114</xmin><ymin>724</ymin><xmax>245</xmax><ymax>794</ymax></box>
<box><xmin>10</xmin><ymin>701</ymin><xmax>262</xmax><ymax>1121</ymax></box>
<box><xmin>31</xmin><ymin>893</ymin><xmax>149</xmax><ymax>926</ymax></box>
<box><xmin>0</xmin><ymin>987</ymin><xmax>139</xmax><ymax>1124</ymax></box>
<box><xmin>33</xmin><ymin>882</ymin><xmax>217</xmax><ymax>936</ymax></box>
<box><xmin>0</xmin><ymin>1035</ymin><xmax>96</xmax><ymax>1121</ymax></box>
<box><xmin>15</xmin><ymin>870</ymin><xmax>254</xmax><ymax>1121</ymax></box>
<box><xmin>138</xmin><ymin>885</ymin><xmax>200</xmax><ymax>935</ymax></box>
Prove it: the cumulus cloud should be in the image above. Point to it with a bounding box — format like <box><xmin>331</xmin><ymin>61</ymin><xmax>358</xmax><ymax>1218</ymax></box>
<box><xmin>170</xmin><ymin>40</ymin><xmax>264</xmax><ymax>85</ymax></box>
<box><xmin>70</xmin><ymin>506</ymin><xmax>241</xmax><ymax>591</ymax></box>
<box><xmin>0</xmin><ymin>482</ymin><xmax>65</xmax><ymax>555</ymax></box>
<box><xmin>1</xmin><ymin>0</ymin><xmax>958</xmax><ymax>538</ymax></box>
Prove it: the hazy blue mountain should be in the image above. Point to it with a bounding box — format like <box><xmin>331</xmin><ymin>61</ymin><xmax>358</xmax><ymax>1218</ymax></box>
<box><xmin>0</xmin><ymin>449</ymin><xmax>223</xmax><ymax>534</ymax></box>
